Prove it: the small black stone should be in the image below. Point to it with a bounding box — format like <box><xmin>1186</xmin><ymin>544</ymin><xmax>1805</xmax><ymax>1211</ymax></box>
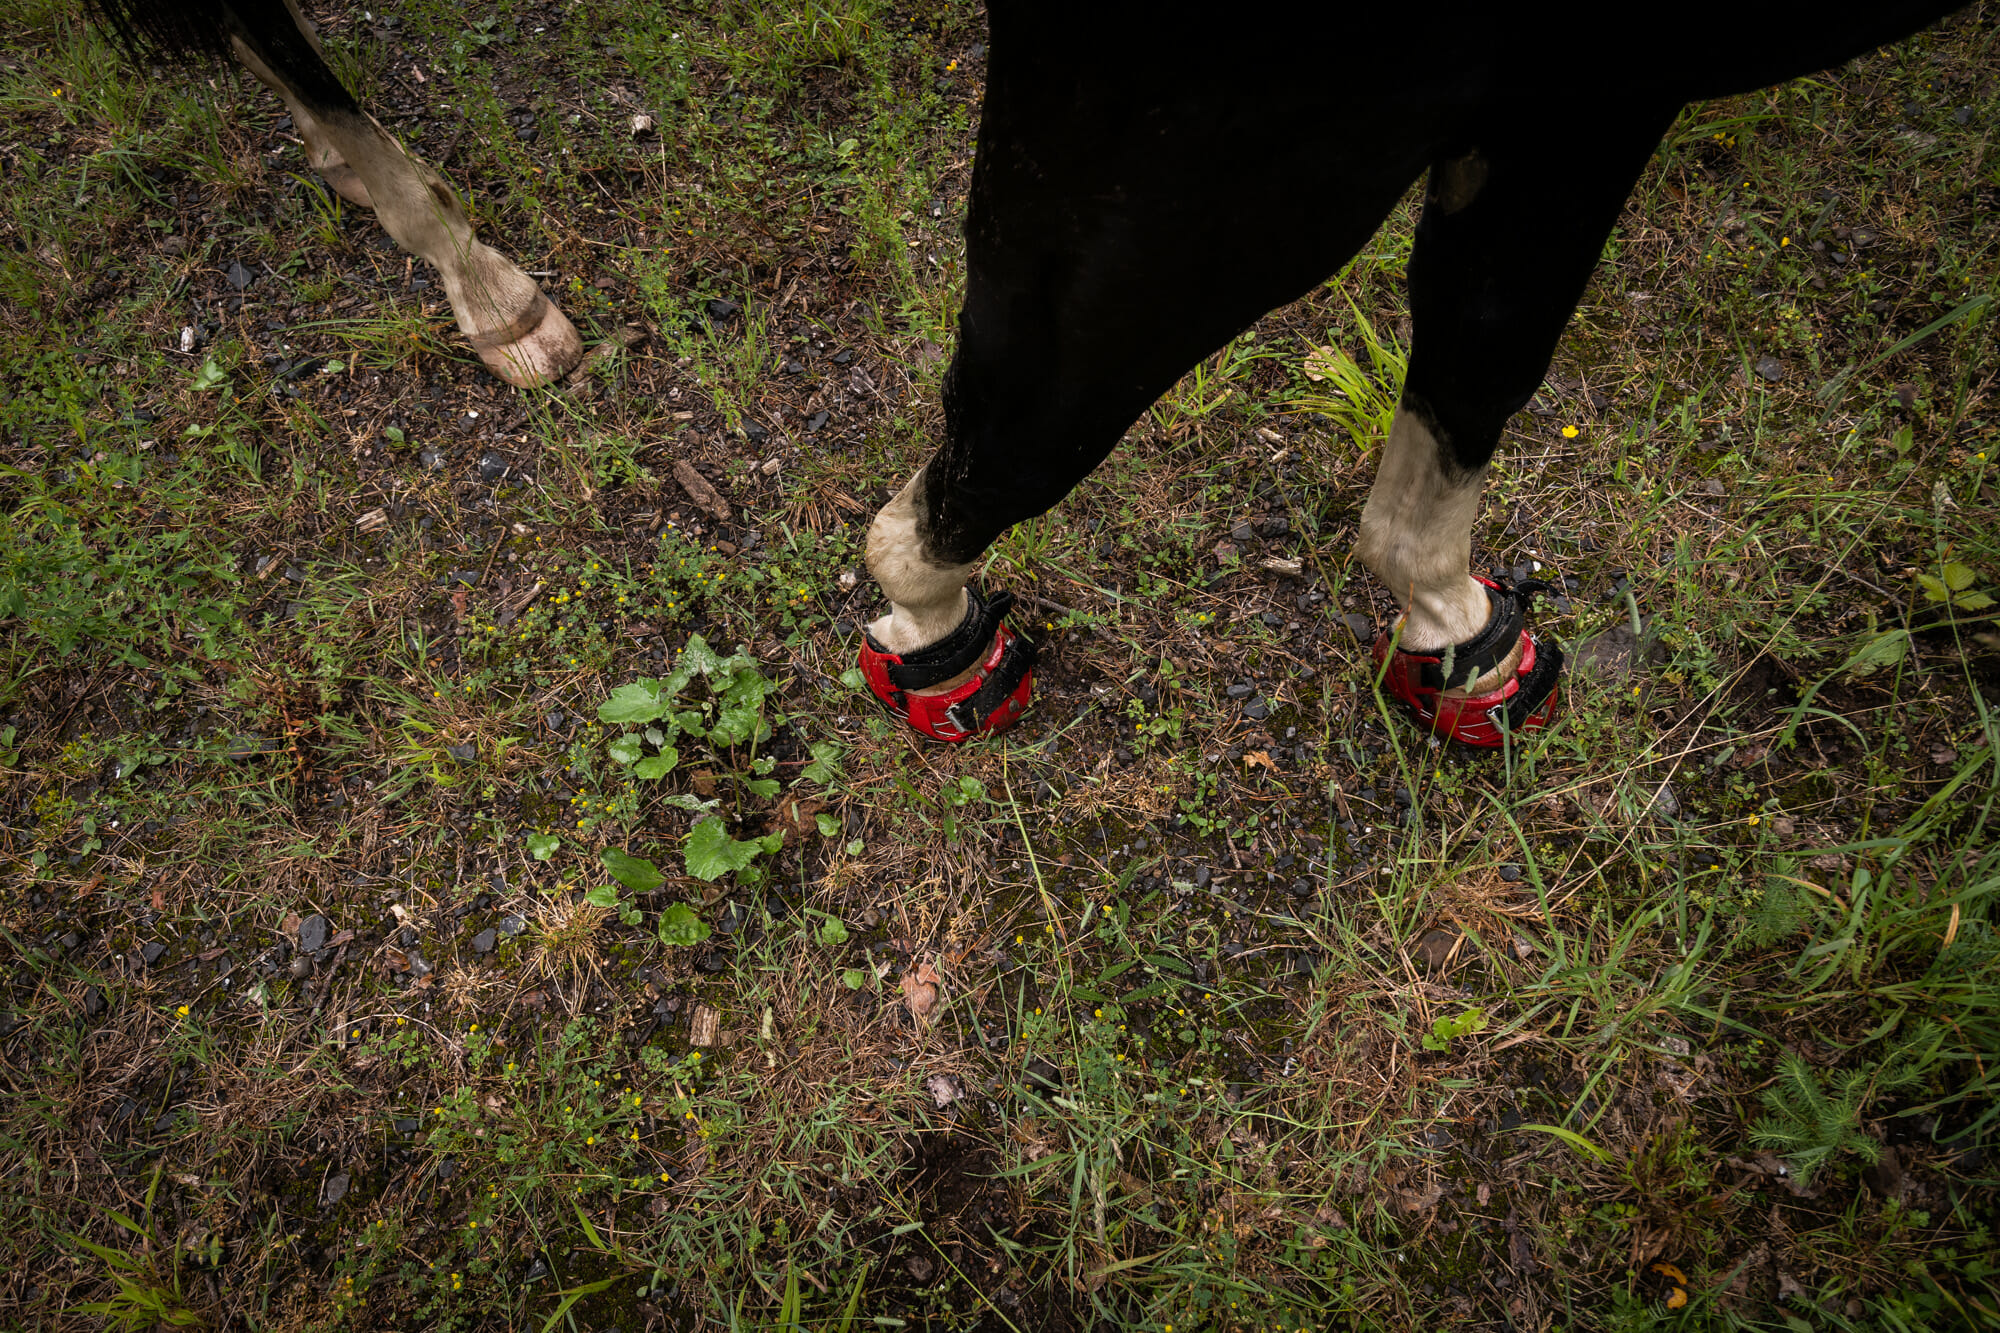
<box><xmin>743</xmin><ymin>421</ymin><xmax>769</xmax><ymax>444</ymax></box>
<box><xmin>717</xmin><ymin>902</ymin><xmax>749</xmax><ymax>935</ymax></box>
<box><xmin>831</xmin><ymin>349</ymin><xmax>853</xmax><ymax>364</ymax></box>
<box><xmin>478</xmin><ymin>451</ymin><xmax>507</xmax><ymax>482</ymax></box>
<box><xmin>706</xmin><ymin>298</ymin><xmax>740</xmax><ymax>321</ymax></box>
<box><xmin>1024</xmin><ymin>1056</ymin><xmax>1064</xmax><ymax>1092</ymax></box>
<box><xmin>1229</xmin><ymin>521</ymin><xmax>1256</xmax><ymax>542</ymax></box>
<box><xmin>393</xmin><ymin>1118</ymin><xmax>419</xmax><ymax>1135</ymax></box>
<box><xmin>804</xmin><ymin>410</ymin><xmax>830</xmax><ymax>432</ymax></box>
<box><xmin>298</xmin><ymin>914</ymin><xmax>330</xmax><ymax>953</ymax></box>
<box><xmin>419</xmin><ymin>447</ymin><xmax>446</xmax><ymax>470</ymax></box>
<box><xmin>446</xmin><ymin>743</ymin><xmax>476</xmax><ymax>762</ymax></box>
<box><xmin>1225</xmin><ymin>682</ymin><xmax>1254</xmax><ymax>699</ymax></box>
<box><xmin>698</xmin><ymin>949</ymin><xmax>727</xmax><ymax>974</ymax></box>
<box><xmin>141</xmin><ymin>941</ymin><xmax>166</xmax><ymax>966</ymax></box>
<box><xmin>1243</xmin><ymin>700</ymin><xmax>1269</xmax><ymax>720</ymax></box>
<box><xmin>471</xmin><ymin>928</ymin><xmax>498</xmax><ymax>954</ymax></box>
<box><xmin>82</xmin><ymin>986</ymin><xmax>107</xmax><ymax>1017</ymax></box>
<box><xmin>783</xmin><ymin>360</ymin><xmax>806</xmax><ymax>375</ymax></box>
<box><xmin>1498</xmin><ymin>863</ymin><xmax>1522</xmax><ymax>883</ymax></box>
<box><xmin>225</xmin><ymin>260</ymin><xmax>255</xmax><ymax>290</ymax></box>
<box><xmin>1193</xmin><ymin>866</ymin><xmax>1211</xmax><ymax>889</ymax></box>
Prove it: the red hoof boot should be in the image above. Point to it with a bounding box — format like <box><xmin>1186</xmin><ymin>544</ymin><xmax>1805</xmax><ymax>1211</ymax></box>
<box><xmin>859</xmin><ymin>588</ymin><xmax>1037</xmax><ymax>743</ymax></box>
<box><xmin>1373</xmin><ymin>577</ymin><xmax>1563</xmax><ymax>747</ymax></box>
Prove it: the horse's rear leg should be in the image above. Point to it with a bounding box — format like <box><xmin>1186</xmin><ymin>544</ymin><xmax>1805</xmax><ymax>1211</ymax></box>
<box><xmin>1360</xmin><ymin>106</ymin><xmax>1676</xmax><ymax>743</ymax></box>
<box><xmin>226</xmin><ymin>0</ymin><xmax>581</xmax><ymax>386</ymax></box>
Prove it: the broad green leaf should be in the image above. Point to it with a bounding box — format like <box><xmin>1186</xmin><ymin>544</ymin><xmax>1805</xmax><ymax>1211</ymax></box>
<box><xmin>634</xmin><ymin>748</ymin><xmax>679</xmax><ymax>780</ymax></box>
<box><xmin>685</xmin><ymin>816</ymin><xmax>771</xmax><ymax>881</ymax></box>
<box><xmin>845</xmin><ymin>838</ymin><xmax>864</xmax><ymax>856</ymax></box>
<box><xmin>1942</xmin><ymin>561</ymin><xmax>1978</xmax><ymax>592</ymax></box>
<box><xmin>677</xmin><ymin>635</ymin><xmax>723</xmax><ymax>677</ymax></box>
<box><xmin>1917</xmin><ymin>573</ymin><xmax>1949</xmax><ymax>604</ymax></box>
<box><xmin>584</xmin><ymin>884</ymin><xmax>621</xmax><ymax>908</ymax></box>
<box><xmin>839</xmin><ymin>667</ymin><xmax>866</xmax><ymax>690</ymax></box>
<box><xmin>662</xmin><ymin>792</ymin><xmax>721</xmax><ymax>814</ymax></box>
<box><xmin>709</xmin><ymin>703</ymin><xmax>763</xmax><ymax>748</ymax></box>
<box><xmin>1956</xmin><ymin>589</ymin><xmax>1994</xmax><ymax>611</ymax></box>
<box><xmin>602</xmin><ymin>848</ymin><xmax>665</xmax><ymax>892</ymax></box>
<box><xmin>841</xmin><ymin>968</ymin><xmax>866</xmax><ymax>989</ymax></box>
<box><xmin>816</xmin><ymin>916</ymin><xmax>850</xmax><ymax>946</ymax></box>
<box><xmin>801</xmin><ymin>740</ymin><xmax>844</xmax><ymax>787</ymax></box>
<box><xmin>657</xmin><ymin>902</ymin><xmax>711</xmax><ymax>947</ymax></box>
<box><xmin>745</xmin><ymin>778</ymin><xmax>780</xmax><ymax>799</ymax></box>
<box><xmin>599</xmin><ymin>680</ymin><xmax>669</xmax><ymax>725</ymax></box>
<box><xmin>1840</xmin><ymin>629</ymin><xmax>1909</xmax><ymax>679</ymax></box>
<box><xmin>527</xmin><ymin>833</ymin><xmax>561</xmax><ymax>861</ymax></box>
<box><xmin>815</xmin><ymin>812</ymin><xmax>842</xmax><ymax>837</ymax></box>
<box><xmin>607</xmin><ymin>733</ymin><xmax>645</xmax><ymax>765</ymax></box>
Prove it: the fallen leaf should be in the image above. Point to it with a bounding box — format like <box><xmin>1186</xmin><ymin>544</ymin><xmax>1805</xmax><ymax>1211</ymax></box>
<box><xmin>451</xmin><ymin>588</ymin><xmax>468</xmax><ymax>617</ymax></box>
<box><xmin>901</xmin><ymin>962</ymin><xmax>941</xmax><ymax>1025</ymax></box>
<box><xmin>1243</xmin><ymin>750</ymin><xmax>1278</xmax><ymax>773</ymax></box>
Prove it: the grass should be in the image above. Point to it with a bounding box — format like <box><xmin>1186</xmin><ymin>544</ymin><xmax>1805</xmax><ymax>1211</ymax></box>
<box><xmin>1</xmin><ymin>0</ymin><xmax>1998</xmax><ymax>1329</ymax></box>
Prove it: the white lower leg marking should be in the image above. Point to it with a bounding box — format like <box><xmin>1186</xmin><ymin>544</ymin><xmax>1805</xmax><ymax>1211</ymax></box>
<box><xmin>229</xmin><ymin>35</ymin><xmax>580</xmax><ymax>386</ymax></box>
<box><xmin>1357</xmin><ymin>409</ymin><xmax>1521</xmax><ymax>691</ymax></box>
<box><xmin>865</xmin><ymin>470</ymin><xmax>974</xmax><ymax>669</ymax></box>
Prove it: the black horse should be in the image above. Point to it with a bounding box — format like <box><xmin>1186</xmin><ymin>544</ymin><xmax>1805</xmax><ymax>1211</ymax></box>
<box><xmin>91</xmin><ymin>0</ymin><xmax>1965</xmax><ymax>743</ymax></box>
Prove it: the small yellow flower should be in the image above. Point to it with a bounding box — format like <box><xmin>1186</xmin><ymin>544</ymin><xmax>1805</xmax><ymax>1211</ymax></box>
<box><xmin>1780</xmin><ymin>236</ymin><xmax>1790</xmax><ymax>246</ymax></box>
<box><xmin>176</xmin><ymin>1004</ymin><xmax>190</xmax><ymax>1017</ymax></box>
<box><xmin>1561</xmin><ymin>425</ymin><xmax>1579</xmax><ymax>439</ymax></box>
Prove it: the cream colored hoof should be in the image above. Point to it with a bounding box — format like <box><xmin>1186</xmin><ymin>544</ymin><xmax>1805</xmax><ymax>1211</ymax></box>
<box><xmin>466</xmin><ymin>292</ymin><xmax>585</xmax><ymax>388</ymax></box>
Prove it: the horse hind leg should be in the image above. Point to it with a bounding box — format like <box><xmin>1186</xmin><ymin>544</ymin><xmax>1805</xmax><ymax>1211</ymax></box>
<box><xmin>223</xmin><ymin>0</ymin><xmax>581</xmax><ymax>386</ymax></box>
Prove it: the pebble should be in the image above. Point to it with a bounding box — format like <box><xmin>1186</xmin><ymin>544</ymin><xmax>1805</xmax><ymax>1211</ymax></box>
<box><xmin>498</xmin><ymin>914</ymin><xmax>526</xmax><ymax>938</ymax></box>
<box><xmin>288</xmin><ymin>956</ymin><xmax>313</xmax><ymax>979</ymax></box>
<box><xmin>1498</xmin><ymin>863</ymin><xmax>1522</xmax><ymax>883</ymax></box>
<box><xmin>1243</xmin><ymin>699</ymin><xmax>1269</xmax><ymax>720</ymax></box>
<box><xmin>478</xmin><ymin>451</ymin><xmax>508</xmax><ymax>481</ymax></box>
<box><xmin>446</xmin><ymin>743</ymin><xmax>477</xmax><ymax>762</ymax></box>
<box><xmin>1230</xmin><ymin>521</ymin><xmax>1256</xmax><ymax>542</ymax></box>
<box><xmin>225</xmin><ymin>260</ymin><xmax>256</xmax><ymax>290</ymax></box>
<box><xmin>321</xmin><ymin>1173</ymin><xmax>350</xmax><ymax>1206</ymax></box>
<box><xmin>1755</xmin><ymin>355</ymin><xmax>1785</xmax><ymax>382</ymax></box>
<box><xmin>419</xmin><ymin>447</ymin><xmax>446</xmax><ymax>470</ymax></box>
<box><xmin>83</xmin><ymin>986</ymin><xmax>107</xmax><ymax>1017</ymax></box>
<box><xmin>298</xmin><ymin>914</ymin><xmax>330</xmax><ymax>953</ymax></box>
<box><xmin>472</xmin><ymin>928</ymin><xmax>498</xmax><ymax>954</ymax></box>
<box><xmin>1225</xmin><ymin>682</ymin><xmax>1254</xmax><ymax>699</ymax></box>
